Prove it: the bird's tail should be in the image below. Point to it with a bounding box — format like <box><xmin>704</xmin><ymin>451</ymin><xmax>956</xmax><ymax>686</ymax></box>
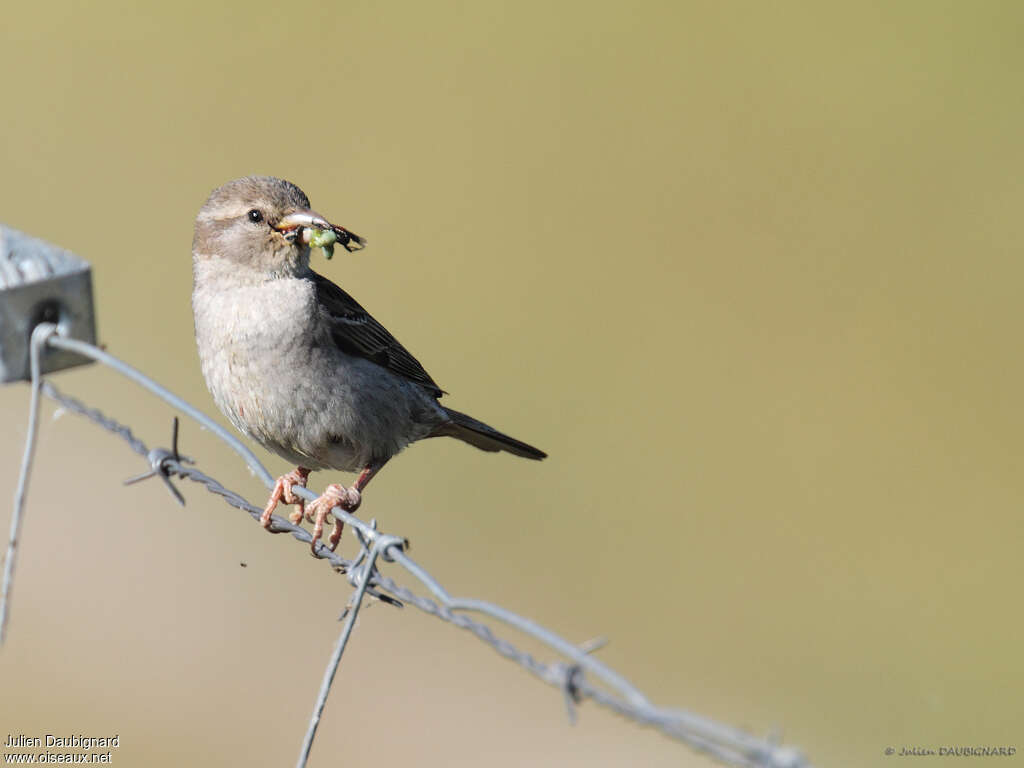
<box><xmin>433</xmin><ymin>407</ymin><xmax>547</xmax><ymax>460</ymax></box>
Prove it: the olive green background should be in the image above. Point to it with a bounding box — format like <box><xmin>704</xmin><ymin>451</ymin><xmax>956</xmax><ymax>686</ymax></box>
<box><xmin>1</xmin><ymin>2</ymin><xmax>1022</xmax><ymax>766</ymax></box>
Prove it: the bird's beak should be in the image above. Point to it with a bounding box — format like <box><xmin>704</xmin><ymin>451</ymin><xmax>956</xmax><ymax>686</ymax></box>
<box><xmin>274</xmin><ymin>211</ymin><xmax>331</xmax><ymax>242</ymax></box>
<box><xmin>274</xmin><ymin>210</ymin><xmax>367</xmax><ymax>253</ymax></box>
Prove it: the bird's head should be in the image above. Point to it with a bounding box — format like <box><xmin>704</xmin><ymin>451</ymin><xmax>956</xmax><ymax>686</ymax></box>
<box><xmin>192</xmin><ymin>176</ymin><xmax>364</xmax><ymax>277</ymax></box>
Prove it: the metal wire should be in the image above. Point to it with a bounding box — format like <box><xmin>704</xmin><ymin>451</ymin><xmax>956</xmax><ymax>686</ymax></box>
<box><xmin>0</xmin><ymin>322</ymin><xmax>57</xmax><ymax>644</ymax></box>
<box><xmin>3</xmin><ymin>333</ymin><xmax>812</xmax><ymax>768</ymax></box>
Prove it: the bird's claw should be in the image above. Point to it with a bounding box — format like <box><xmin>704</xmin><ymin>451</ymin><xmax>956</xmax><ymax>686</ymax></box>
<box><xmin>307</xmin><ymin>484</ymin><xmax>361</xmax><ymax>554</ymax></box>
<box><xmin>260</xmin><ymin>467</ymin><xmax>310</xmax><ymax>530</ymax></box>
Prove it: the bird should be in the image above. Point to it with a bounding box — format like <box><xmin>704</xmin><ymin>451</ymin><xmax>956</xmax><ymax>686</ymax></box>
<box><xmin>192</xmin><ymin>176</ymin><xmax>546</xmax><ymax>553</ymax></box>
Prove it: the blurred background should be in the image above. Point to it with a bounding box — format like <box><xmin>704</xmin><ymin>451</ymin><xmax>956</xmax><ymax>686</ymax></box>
<box><xmin>2</xmin><ymin>2</ymin><xmax>1022</xmax><ymax>766</ymax></box>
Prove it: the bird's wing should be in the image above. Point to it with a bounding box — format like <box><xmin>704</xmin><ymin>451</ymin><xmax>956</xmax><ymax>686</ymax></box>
<box><xmin>312</xmin><ymin>272</ymin><xmax>444</xmax><ymax>398</ymax></box>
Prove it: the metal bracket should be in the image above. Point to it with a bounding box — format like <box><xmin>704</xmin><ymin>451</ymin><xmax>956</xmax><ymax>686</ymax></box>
<box><xmin>0</xmin><ymin>225</ymin><xmax>96</xmax><ymax>382</ymax></box>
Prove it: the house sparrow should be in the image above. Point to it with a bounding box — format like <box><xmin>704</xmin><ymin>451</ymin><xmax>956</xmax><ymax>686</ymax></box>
<box><xmin>192</xmin><ymin>176</ymin><xmax>545</xmax><ymax>552</ymax></box>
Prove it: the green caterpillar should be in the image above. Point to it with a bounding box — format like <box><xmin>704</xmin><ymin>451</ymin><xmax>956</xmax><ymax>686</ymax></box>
<box><xmin>308</xmin><ymin>228</ymin><xmax>338</xmax><ymax>260</ymax></box>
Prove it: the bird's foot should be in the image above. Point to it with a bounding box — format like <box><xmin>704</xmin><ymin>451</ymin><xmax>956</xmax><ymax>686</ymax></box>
<box><xmin>306</xmin><ymin>484</ymin><xmax>361</xmax><ymax>554</ymax></box>
<box><xmin>260</xmin><ymin>467</ymin><xmax>311</xmax><ymax>529</ymax></box>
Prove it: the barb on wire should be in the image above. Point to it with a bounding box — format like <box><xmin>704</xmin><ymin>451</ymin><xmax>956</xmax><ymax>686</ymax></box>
<box><xmin>2</xmin><ymin>331</ymin><xmax>812</xmax><ymax>768</ymax></box>
<box><xmin>123</xmin><ymin>417</ymin><xmax>193</xmax><ymax>506</ymax></box>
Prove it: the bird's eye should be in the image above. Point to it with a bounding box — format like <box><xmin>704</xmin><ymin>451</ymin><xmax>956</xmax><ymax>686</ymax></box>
<box><xmin>247</xmin><ymin>209</ymin><xmax>263</xmax><ymax>224</ymax></box>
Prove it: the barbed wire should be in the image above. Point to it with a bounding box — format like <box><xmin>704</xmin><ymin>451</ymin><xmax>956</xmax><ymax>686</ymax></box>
<box><xmin>2</xmin><ymin>325</ymin><xmax>811</xmax><ymax>768</ymax></box>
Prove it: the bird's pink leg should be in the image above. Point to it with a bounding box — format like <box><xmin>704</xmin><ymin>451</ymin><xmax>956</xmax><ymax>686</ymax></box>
<box><xmin>310</xmin><ymin>459</ymin><xmax>390</xmax><ymax>553</ymax></box>
<box><xmin>260</xmin><ymin>466</ymin><xmax>311</xmax><ymax>529</ymax></box>
<box><xmin>307</xmin><ymin>484</ymin><xmax>361</xmax><ymax>553</ymax></box>
<box><xmin>353</xmin><ymin>461</ymin><xmax>387</xmax><ymax>494</ymax></box>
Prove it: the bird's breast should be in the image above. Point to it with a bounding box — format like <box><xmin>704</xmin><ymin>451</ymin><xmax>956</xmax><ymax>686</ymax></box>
<box><xmin>193</xmin><ymin>277</ymin><xmax>323</xmax><ymax>442</ymax></box>
<box><xmin>192</xmin><ymin>270</ymin><xmax>442</xmax><ymax>472</ymax></box>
